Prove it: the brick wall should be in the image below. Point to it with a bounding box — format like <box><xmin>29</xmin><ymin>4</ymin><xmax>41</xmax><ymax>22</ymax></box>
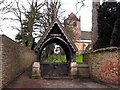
<box><xmin>83</xmin><ymin>47</ymin><xmax>120</xmax><ymax>85</ymax></box>
<box><xmin>0</xmin><ymin>35</ymin><xmax>36</xmax><ymax>88</ymax></box>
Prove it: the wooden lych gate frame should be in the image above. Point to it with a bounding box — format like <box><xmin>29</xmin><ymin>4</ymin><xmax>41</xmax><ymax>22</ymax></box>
<box><xmin>34</xmin><ymin>18</ymin><xmax>78</xmax><ymax>77</ymax></box>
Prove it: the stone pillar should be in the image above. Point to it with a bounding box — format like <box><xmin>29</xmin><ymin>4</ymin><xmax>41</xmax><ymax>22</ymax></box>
<box><xmin>32</xmin><ymin>62</ymin><xmax>40</xmax><ymax>78</ymax></box>
<box><xmin>92</xmin><ymin>0</ymin><xmax>100</xmax><ymax>48</ymax></box>
<box><xmin>70</xmin><ymin>62</ymin><xmax>78</xmax><ymax>77</ymax></box>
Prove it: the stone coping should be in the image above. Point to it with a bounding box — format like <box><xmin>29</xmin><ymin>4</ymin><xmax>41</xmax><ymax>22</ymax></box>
<box><xmin>77</xmin><ymin>63</ymin><xmax>89</xmax><ymax>68</ymax></box>
<box><xmin>0</xmin><ymin>34</ymin><xmax>17</xmax><ymax>44</ymax></box>
<box><xmin>0</xmin><ymin>34</ymin><xmax>31</xmax><ymax>49</ymax></box>
<box><xmin>83</xmin><ymin>47</ymin><xmax>120</xmax><ymax>55</ymax></box>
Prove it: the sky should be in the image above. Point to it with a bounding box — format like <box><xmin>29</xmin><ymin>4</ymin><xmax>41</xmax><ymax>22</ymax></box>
<box><xmin>0</xmin><ymin>0</ymin><xmax>93</xmax><ymax>40</ymax></box>
<box><xmin>62</xmin><ymin>0</ymin><xmax>92</xmax><ymax>31</ymax></box>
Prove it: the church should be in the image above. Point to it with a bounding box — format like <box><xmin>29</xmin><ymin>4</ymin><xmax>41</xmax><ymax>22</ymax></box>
<box><xmin>64</xmin><ymin>12</ymin><xmax>91</xmax><ymax>54</ymax></box>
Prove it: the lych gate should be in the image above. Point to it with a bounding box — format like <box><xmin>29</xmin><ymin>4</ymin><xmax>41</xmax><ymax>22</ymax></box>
<box><xmin>34</xmin><ymin>18</ymin><xmax>78</xmax><ymax>77</ymax></box>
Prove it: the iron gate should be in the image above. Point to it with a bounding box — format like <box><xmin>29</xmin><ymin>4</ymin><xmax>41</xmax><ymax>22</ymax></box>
<box><xmin>40</xmin><ymin>63</ymin><xmax>69</xmax><ymax>77</ymax></box>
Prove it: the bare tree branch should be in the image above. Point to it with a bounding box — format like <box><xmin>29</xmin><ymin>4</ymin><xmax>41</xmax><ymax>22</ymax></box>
<box><xmin>0</xmin><ymin>0</ymin><xmax>5</xmax><ymax>5</ymax></box>
<box><xmin>76</xmin><ymin>0</ymin><xmax>86</xmax><ymax>15</ymax></box>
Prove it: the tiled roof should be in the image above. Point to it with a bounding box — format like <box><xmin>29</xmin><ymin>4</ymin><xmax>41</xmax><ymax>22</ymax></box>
<box><xmin>34</xmin><ymin>18</ymin><xmax>78</xmax><ymax>52</ymax></box>
<box><xmin>65</xmin><ymin>12</ymin><xmax>80</xmax><ymax>21</ymax></box>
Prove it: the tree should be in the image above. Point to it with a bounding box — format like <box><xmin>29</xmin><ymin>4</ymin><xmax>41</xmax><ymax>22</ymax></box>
<box><xmin>1</xmin><ymin>0</ymin><xmax>64</xmax><ymax>50</ymax></box>
<box><xmin>36</xmin><ymin>0</ymin><xmax>64</xmax><ymax>31</ymax></box>
<box><xmin>38</xmin><ymin>0</ymin><xmax>64</xmax><ymax>57</ymax></box>
<box><xmin>75</xmin><ymin>0</ymin><xmax>86</xmax><ymax>15</ymax></box>
<box><xmin>14</xmin><ymin>0</ymin><xmax>29</xmax><ymax>46</ymax></box>
<box><xmin>110</xmin><ymin>18</ymin><xmax>120</xmax><ymax>46</ymax></box>
<box><xmin>0</xmin><ymin>0</ymin><xmax>45</xmax><ymax>49</ymax></box>
<box><xmin>110</xmin><ymin>3</ymin><xmax>120</xmax><ymax>47</ymax></box>
<box><xmin>15</xmin><ymin>0</ymin><xmax>64</xmax><ymax>51</ymax></box>
<box><xmin>93</xmin><ymin>1</ymin><xmax>118</xmax><ymax>50</ymax></box>
<box><xmin>0</xmin><ymin>0</ymin><xmax>12</xmax><ymax>32</ymax></box>
<box><xmin>0</xmin><ymin>0</ymin><xmax>5</xmax><ymax>10</ymax></box>
<box><xmin>15</xmin><ymin>0</ymin><xmax>45</xmax><ymax>49</ymax></box>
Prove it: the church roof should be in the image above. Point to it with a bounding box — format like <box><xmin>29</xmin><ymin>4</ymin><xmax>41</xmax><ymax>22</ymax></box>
<box><xmin>34</xmin><ymin>18</ymin><xmax>78</xmax><ymax>52</ymax></box>
<box><xmin>65</xmin><ymin>12</ymin><xmax>80</xmax><ymax>21</ymax></box>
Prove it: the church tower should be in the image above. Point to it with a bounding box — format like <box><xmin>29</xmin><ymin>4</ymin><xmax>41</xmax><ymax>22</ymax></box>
<box><xmin>92</xmin><ymin>0</ymin><xmax>100</xmax><ymax>47</ymax></box>
<box><xmin>64</xmin><ymin>12</ymin><xmax>91</xmax><ymax>54</ymax></box>
<box><xmin>64</xmin><ymin>12</ymin><xmax>81</xmax><ymax>42</ymax></box>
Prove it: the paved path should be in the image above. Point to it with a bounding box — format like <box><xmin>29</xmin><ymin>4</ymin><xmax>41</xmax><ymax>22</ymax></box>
<box><xmin>3</xmin><ymin>69</ymin><xmax>119</xmax><ymax>89</ymax></box>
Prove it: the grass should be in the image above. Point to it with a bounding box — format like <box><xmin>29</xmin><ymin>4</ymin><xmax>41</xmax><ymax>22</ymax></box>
<box><xmin>76</xmin><ymin>55</ymin><xmax>83</xmax><ymax>63</ymax></box>
<box><xmin>43</xmin><ymin>54</ymin><xmax>83</xmax><ymax>63</ymax></box>
<box><xmin>47</xmin><ymin>54</ymin><xmax>66</xmax><ymax>63</ymax></box>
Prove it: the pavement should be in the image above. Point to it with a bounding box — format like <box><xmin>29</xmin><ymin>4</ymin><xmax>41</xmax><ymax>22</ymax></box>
<box><xmin>3</xmin><ymin>69</ymin><xmax>119</xmax><ymax>89</ymax></box>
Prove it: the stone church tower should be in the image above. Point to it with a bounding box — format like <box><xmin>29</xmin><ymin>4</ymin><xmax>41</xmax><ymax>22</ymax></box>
<box><xmin>64</xmin><ymin>12</ymin><xmax>91</xmax><ymax>54</ymax></box>
<box><xmin>64</xmin><ymin>12</ymin><xmax>81</xmax><ymax>42</ymax></box>
<box><xmin>92</xmin><ymin>0</ymin><xmax>100</xmax><ymax>47</ymax></box>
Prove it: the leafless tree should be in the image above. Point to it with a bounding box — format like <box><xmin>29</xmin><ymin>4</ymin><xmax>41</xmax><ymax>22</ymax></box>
<box><xmin>76</xmin><ymin>0</ymin><xmax>86</xmax><ymax>15</ymax></box>
<box><xmin>1</xmin><ymin>0</ymin><xmax>64</xmax><ymax>49</ymax></box>
<box><xmin>38</xmin><ymin>0</ymin><xmax>65</xmax><ymax>57</ymax></box>
<box><xmin>0</xmin><ymin>0</ymin><xmax>13</xmax><ymax>32</ymax></box>
<box><xmin>1</xmin><ymin>0</ymin><xmax>45</xmax><ymax>48</ymax></box>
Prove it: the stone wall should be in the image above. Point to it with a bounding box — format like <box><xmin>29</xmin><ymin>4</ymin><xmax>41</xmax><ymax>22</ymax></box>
<box><xmin>0</xmin><ymin>35</ymin><xmax>2</xmax><ymax>89</ymax></box>
<box><xmin>70</xmin><ymin>62</ymin><xmax>90</xmax><ymax>78</ymax></box>
<box><xmin>0</xmin><ymin>35</ymin><xmax>36</xmax><ymax>88</ymax></box>
<box><xmin>77</xmin><ymin>63</ymin><xmax>90</xmax><ymax>78</ymax></box>
<box><xmin>83</xmin><ymin>47</ymin><xmax>120</xmax><ymax>85</ymax></box>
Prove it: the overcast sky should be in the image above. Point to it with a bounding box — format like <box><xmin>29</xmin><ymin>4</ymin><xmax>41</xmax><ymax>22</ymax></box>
<box><xmin>0</xmin><ymin>0</ymin><xmax>93</xmax><ymax>40</ymax></box>
<box><xmin>62</xmin><ymin>0</ymin><xmax>92</xmax><ymax>31</ymax></box>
